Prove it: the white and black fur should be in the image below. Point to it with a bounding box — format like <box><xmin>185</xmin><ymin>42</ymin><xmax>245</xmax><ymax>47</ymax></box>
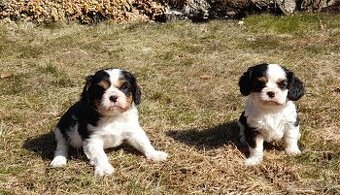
<box><xmin>50</xmin><ymin>68</ymin><xmax>168</xmax><ymax>176</ymax></box>
<box><xmin>238</xmin><ymin>63</ymin><xmax>305</xmax><ymax>166</ymax></box>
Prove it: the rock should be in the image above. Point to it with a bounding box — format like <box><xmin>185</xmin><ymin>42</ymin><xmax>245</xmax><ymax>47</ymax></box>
<box><xmin>163</xmin><ymin>9</ymin><xmax>187</xmax><ymax>22</ymax></box>
<box><xmin>183</xmin><ymin>0</ymin><xmax>210</xmax><ymax>22</ymax></box>
<box><xmin>277</xmin><ymin>0</ymin><xmax>297</xmax><ymax>14</ymax></box>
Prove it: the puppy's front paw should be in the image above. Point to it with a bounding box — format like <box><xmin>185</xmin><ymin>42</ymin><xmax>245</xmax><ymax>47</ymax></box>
<box><xmin>244</xmin><ymin>157</ymin><xmax>262</xmax><ymax>166</ymax></box>
<box><xmin>146</xmin><ymin>150</ymin><xmax>168</xmax><ymax>161</ymax></box>
<box><xmin>50</xmin><ymin>156</ymin><xmax>67</xmax><ymax>167</ymax></box>
<box><xmin>285</xmin><ymin>147</ymin><xmax>301</xmax><ymax>156</ymax></box>
<box><xmin>94</xmin><ymin>163</ymin><xmax>115</xmax><ymax>176</ymax></box>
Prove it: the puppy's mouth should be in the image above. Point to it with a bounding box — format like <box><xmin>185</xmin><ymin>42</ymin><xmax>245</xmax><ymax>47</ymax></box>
<box><xmin>97</xmin><ymin>103</ymin><xmax>127</xmax><ymax>114</ymax></box>
<box><xmin>261</xmin><ymin>100</ymin><xmax>283</xmax><ymax>106</ymax></box>
<box><xmin>108</xmin><ymin>102</ymin><xmax>131</xmax><ymax>111</ymax></box>
<box><xmin>107</xmin><ymin>104</ymin><xmax>128</xmax><ymax>112</ymax></box>
<box><xmin>108</xmin><ymin>104</ymin><xmax>121</xmax><ymax>110</ymax></box>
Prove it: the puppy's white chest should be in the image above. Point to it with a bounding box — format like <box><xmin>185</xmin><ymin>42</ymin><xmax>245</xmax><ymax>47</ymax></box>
<box><xmin>92</xmin><ymin>121</ymin><xmax>131</xmax><ymax>149</ymax></box>
<box><xmin>258</xmin><ymin>114</ymin><xmax>285</xmax><ymax>142</ymax></box>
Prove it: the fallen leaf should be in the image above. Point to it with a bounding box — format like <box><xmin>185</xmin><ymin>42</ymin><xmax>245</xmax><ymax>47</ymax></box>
<box><xmin>1</xmin><ymin>73</ymin><xmax>14</xmax><ymax>79</ymax></box>
<box><xmin>200</xmin><ymin>75</ymin><xmax>212</xmax><ymax>80</ymax></box>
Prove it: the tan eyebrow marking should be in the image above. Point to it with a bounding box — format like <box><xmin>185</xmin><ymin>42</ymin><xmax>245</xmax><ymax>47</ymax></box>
<box><xmin>113</xmin><ymin>77</ymin><xmax>126</xmax><ymax>88</ymax></box>
<box><xmin>276</xmin><ymin>78</ymin><xmax>286</xmax><ymax>83</ymax></box>
<box><xmin>257</xmin><ymin>76</ymin><xmax>268</xmax><ymax>83</ymax></box>
<box><xmin>98</xmin><ymin>80</ymin><xmax>110</xmax><ymax>89</ymax></box>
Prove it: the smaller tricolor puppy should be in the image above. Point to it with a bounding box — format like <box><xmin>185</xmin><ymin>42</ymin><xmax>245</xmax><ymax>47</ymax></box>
<box><xmin>50</xmin><ymin>68</ymin><xmax>168</xmax><ymax>176</ymax></box>
<box><xmin>238</xmin><ymin>63</ymin><xmax>304</xmax><ymax>166</ymax></box>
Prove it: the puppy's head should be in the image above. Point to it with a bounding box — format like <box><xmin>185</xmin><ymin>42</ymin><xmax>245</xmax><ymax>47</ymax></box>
<box><xmin>239</xmin><ymin>63</ymin><xmax>304</xmax><ymax>107</ymax></box>
<box><xmin>81</xmin><ymin>68</ymin><xmax>141</xmax><ymax>116</ymax></box>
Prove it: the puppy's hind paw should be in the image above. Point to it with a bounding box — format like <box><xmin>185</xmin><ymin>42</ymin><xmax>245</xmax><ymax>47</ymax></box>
<box><xmin>50</xmin><ymin>156</ymin><xmax>67</xmax><ymax>167</ymax></box>
<box><xmin>146</xmin><ymin>150</ymin><xmax>168</xmax><ymax>161</ymax></box>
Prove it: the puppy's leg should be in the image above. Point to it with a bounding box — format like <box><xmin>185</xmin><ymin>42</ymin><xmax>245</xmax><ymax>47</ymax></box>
<box><xmin>83</xmin><ymin>139</ymin><xmax>114</xmax><ymax>176</ymax></box>
<box><xmin>284</xmin><ymin>125</ymin><xmax>301</xmax><ymax>155</ymax></box>
<box><xmin>50</xmin><ymin>128</ymin><xmax>68</xmax><ymax>167</ymax></box>
<box><xmin>126</xmin><ymin>127</ymin><xmax>168</xmax><ymax>161</ymax></box>
<box><xmin>244</xmin><ymin>135</ymin><xmax>264</xmax><ymax>166</ymax></box>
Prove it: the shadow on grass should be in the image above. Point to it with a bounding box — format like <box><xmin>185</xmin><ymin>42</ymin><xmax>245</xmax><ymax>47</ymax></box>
<box><xmin>167</xmin><ymin>120</ymin><xmax>246</xmax><ymax>152</ymax></box>
<box><xmin>23</xmin><ymin>132</ymin><xmax>144</xmax><ymax>162</ymax></box>
<box><xmin>23</xmin><ymin>132</ymin><xmax>56</xmax><ymax>161</ymax></box>
<box><xmin>167</xmin><ymin>120</ymin><xmax>284</xmax><ymax>156</ymax></box>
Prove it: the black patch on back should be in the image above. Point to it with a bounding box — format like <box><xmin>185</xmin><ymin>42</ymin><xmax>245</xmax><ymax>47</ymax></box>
<box><xmin>239</xmin><ymin>111</ymin><xmax>259</xmax><ymax>148</ymax></box>
<box><xmin>239</xmin><ymin>63</ymin><xmax>269</xmax><ymax>96</ymax></box>
<box><xmin>57</xmin><ymin>101</ymin><xmax>101</xmax><ymax>140</ymax></box>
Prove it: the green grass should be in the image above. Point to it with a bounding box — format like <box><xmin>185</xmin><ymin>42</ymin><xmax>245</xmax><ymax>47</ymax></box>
<box><xmin>0</xmin><ymin>14</ymin><xmax>339</xmax><ymax>194</ymax></box>
<box><xmin>244</xmin><ymin>13</ymin><xmax>340</xmax><ymax>35</ymax></box>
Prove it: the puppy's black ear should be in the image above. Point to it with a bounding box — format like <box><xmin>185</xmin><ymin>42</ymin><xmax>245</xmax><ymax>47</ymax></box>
<box><xmin>133</xmin><ymin>83</ymin><xmax>142</xmax><ymax>105</ymax></box>
<box><xmin>80</xmin><ymin>75</ymin><xmax>94</xmax><ymax>105</ymax></box>
<box><xmin>286</xmin><ymin>70</ymin><xmax>305</xmax><ymax>101</ymax></box>
<box><xmin>239</xmin><ymin>68</ymin><xmax>253</xmax><ymax>96</ymax></box>
<box><xmin>123</xmin><ymin>71</ymin><xmax>142</xmax><ymax>105</ymax></box>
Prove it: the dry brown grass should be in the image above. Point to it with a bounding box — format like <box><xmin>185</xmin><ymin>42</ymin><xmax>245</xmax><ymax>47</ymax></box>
<box><xmin>0</xmin><ymin>13</ymin><xmax>339</xmax><ymax>194</ymax></box>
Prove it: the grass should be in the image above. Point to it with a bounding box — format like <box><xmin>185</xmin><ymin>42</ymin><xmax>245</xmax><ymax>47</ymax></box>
<box><xmin>0</xmin><ymin>13</ymin><xmax>339</xmax><ymax>194</ymax></box>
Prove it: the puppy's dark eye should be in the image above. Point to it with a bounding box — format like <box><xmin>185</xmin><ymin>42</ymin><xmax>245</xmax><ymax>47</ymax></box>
<box><xmin>120</xmin><ymin>84</ymin><xmax>130</xmax><ymax>92</ymax></box>
<box><xmin>120</xmin><ymin>84</ymin><xmax>132</xmax><ymax>96</ymax></box>
<box><xmin>250</xmin><ymin>76</ymin><xmax>268</xmax><ymax>92</ymax></box>
<box><xmin>277</xmin><ymin>80</ymin><xmax>287</xmax><ymax>89</ymax></box>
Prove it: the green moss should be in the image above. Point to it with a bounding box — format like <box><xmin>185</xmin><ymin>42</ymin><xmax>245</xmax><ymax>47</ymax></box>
<box><xmin>244</xmin><ymin>13</ymin><xmax>331</xmax><ymax>35</ymax></box>
<box><xmin>0</xmin><ymin>166</ymin><xmax>26</xmax><ymax>175</ymax></box>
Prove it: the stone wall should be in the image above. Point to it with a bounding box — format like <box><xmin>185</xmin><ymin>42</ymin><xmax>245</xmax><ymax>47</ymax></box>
<box><xmin>163</xmin><ymin>0</ymin><xmax>340</xmax><ymax>21</ymax></box>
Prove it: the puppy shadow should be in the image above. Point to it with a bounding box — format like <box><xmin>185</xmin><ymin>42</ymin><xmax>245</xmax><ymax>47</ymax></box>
<box><xmin>167</xmin><ymin>120</ymin><xmax>283</xmax><ymax>156</ymax></box>
<box><xmin>167</xmin><ymin>120</ymin><xmax>245</xmax><ymax>151</ymax></box>
<box><xmin>23</xmin><ymin>132</ymin><xmax>144</xmax><ymax>162</ymax></box>
<box><xmin>23</xmin><ymin>132</ymin><xmax>57</xmax><ymax>161</ymax></box>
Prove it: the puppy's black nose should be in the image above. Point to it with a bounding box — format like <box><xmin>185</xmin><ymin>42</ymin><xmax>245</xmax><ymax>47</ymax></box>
<box><xmin>267</xmin><ymin>91</ymin><xmax>275</xmax><ymax>98</ymax></box>
<box><xmin>109</xmin><ymin>95</ymin><xmax>118</xmax><ymax>103</ymax></box>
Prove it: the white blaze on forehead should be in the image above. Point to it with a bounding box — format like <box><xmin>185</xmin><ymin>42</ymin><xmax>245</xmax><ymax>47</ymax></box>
<box><xmin>104</xmin><ymin>69</ymin><xmax>122</xmax><ymax>84</ymax></box>
<box><xmin>266</xmin><ymin>64</ymin><xmax>287</xmax><ymax>83</ymax></box>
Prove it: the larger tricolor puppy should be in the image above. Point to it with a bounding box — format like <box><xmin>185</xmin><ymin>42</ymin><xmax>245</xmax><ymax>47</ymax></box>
<box><xmin>50</xmin><ymin>68</ymin><xmax>168</xmax><ymax>176</ymax></box>
<box><xmin>238</xmin><ymin>63</ymin><xmax>305</xmax><ymax>166</ymax></box>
